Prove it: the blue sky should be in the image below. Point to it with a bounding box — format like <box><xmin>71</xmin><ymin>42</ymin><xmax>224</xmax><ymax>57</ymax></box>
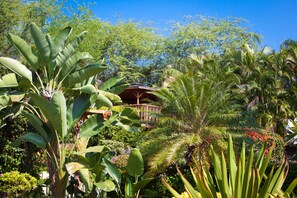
<box><xmin>89</xmin><ymin>0</ymin><xmax>296</xmax><ymax>51</ymax></box>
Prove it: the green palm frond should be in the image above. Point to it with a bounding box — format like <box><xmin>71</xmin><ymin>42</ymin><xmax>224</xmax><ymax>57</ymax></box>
<box><xmin>143</xmin><ymin>56</ymin><xmax>242</xmax><ymax>173</ymax></box>
<box><xmin>146</xmin><ymin>133</ymin><xmax>201</xmax><ymax>174</ymax></box>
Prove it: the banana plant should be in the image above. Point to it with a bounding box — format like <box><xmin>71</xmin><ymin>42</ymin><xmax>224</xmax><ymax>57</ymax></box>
<box><xmin>125</xmin><ymin>148</ymin><xmax>154</xmax><ymax>198</ymax></box>
<box><xmin>162</xmin><ymin>135</ymin><xmax>297</xmax><ymax>198</ymax></box>
<box><xmin>0</xmin><ymin>23</ymin><xmax>108</xmax><ymax>97</ymax></box>
<box><xmin>0</xmin><ymin>23</ymin><xmax>133</xmax><ymax>197</ymax></box>
<box><xmin>10</xmin><ymin>91</ymin><xmax>113</xmax><ymax>197</ymax></box>
<box><xmin>65</xmin><ymin>145</ymin><xmax>121</xmax><ymax>197</ymax></box>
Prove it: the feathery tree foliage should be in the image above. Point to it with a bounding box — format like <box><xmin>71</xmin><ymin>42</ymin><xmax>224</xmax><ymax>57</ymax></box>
<box><xmin>156</xmin><ymin>16</ymin><xmax>262</xmax><ymax>72</ymax></box>
<box><xmin>48</xmin><ymin>17</ymin><xmax>162</xmax><ymax>84</ymax></box>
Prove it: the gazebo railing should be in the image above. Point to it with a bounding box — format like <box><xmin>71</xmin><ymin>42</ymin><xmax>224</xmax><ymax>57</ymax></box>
<box><xmin>127</xmin><ymin>104</ymin><xmax>160</xmax><ymax>125</ymax></box>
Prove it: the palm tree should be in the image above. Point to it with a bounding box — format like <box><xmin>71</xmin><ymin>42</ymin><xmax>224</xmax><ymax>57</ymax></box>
<box><xmin>141</xmin><ymin>56</ymin><xmax>240</xmax><ymax>174</ymax></box>
<box><xmin>281</xmin><ymin>39</ymin><xmax>297</xmax><ymax>70</ymax></box>
<box><xmin>225</xmin><ymin>44</ymin><xmax>295</xmax><ymax>133</ymax></box>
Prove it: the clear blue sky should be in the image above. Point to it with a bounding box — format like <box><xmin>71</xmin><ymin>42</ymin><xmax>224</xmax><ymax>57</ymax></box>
<box><xmin>88</xmin><ymin>0</ymin><xmax>296</xmax><ymax>51</ymax></box>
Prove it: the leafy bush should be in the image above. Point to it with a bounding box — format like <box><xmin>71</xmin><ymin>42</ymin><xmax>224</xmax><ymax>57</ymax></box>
<box><xmin>244</xmin><ymin>129</ymin><xmax>285</xmax><ymax>165</ymax></box>
<box><xmin>89</xmin><ymin>125</ymin><xmax>141</xmax><ymax>148</ymax></box>
<box><xmin>0</xmin><ymin>116</ymin><xmax>46</xmax><ymax>176</ymax></box>
<box><xmin>0</xmin><ymin>171</ymin><xmax>38</xmax><ymax>197</ymax></box>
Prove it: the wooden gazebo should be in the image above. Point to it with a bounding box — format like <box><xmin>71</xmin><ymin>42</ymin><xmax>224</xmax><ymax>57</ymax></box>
<box><xmin>119</xmin><ymin>84</ymin><xmax>160</xmax><ymax>126</ymax></box>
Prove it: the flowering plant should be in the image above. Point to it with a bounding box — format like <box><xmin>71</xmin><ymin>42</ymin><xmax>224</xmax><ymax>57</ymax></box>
<box><xmin>245</xmin><ymin>129</ymin><xmax>284</xmax><ymax>165</ymax></box>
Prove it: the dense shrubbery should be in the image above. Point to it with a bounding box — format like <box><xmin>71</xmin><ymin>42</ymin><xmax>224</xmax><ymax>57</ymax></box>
<box><xmin>0</xmin><ymin>171</ymin><xmax>38</xmax><ymax>197</ymax></box>
<box><xmin>0</xmin><ymin>116</ymin><xmax>46</xmax><ymax>176</ymax></box>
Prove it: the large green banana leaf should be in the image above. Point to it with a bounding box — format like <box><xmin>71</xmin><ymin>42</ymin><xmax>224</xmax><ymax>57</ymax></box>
<box><xmin>7</xmin><ymin>33</ymin><xmax>39</xmax><ymax>71</ymax></box>
<box><xmin>0</xmin><ymin>57</ymin><xmax>32</xmax><ymax>83</ymax></box>
<box><xmin>63</xmin><ymin>64</ymin><xmax>107</xmax><ymax>86</ymax></box>
<box><xmin>66</xmin><ymin>94</ymin><xmax>98</xmax><ymax>129</ymax></box>
<box><xmin>29</xmin><ymin>92</ymin><xmax>67</xmax><ymax>138</ymax></box>
<box><xmin>30</xmin><ymin>23</ymin><xmax>50</xmax><ymax>64</ymax></box>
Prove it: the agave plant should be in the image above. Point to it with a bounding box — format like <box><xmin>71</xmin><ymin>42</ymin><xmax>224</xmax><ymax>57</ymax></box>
<box><xmin>162</xmin><ymin>135</ymin><xmax>297</xmax><ymax>198</ymax></box>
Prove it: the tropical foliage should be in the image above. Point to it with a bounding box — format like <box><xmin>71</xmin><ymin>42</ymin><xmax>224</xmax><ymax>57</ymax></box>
<box><xmin>162</xmin><ymin>136</ymin><xmax>297</xmax><ymax>198</ymax></box>
<box><xmin>0</xmin><ymin>171</ymin><xmax>38</xmax><ymax>198</ymax></box>
<box><xmin>0</xmin><ymin>22</ymin><xmax>136</xmax><ymax>197</ymax></box>
<box><xmin>140</xmin><ymin>55</ymin><xmax>241</xmax><ymax>174</ymax></box>
<box><xmin>1</xmin><ymin>1</ymin><xmax>297</xmax><ymax>196</ymax></box>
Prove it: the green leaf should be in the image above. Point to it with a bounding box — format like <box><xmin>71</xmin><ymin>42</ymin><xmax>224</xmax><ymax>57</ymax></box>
<box><xmin>65</xmin><ymin>162</ymin><xmax>87</xmax><ymax>175</ymax></box>
<box><xmin>67</xmin><ymin>94</ymin><xmax>97</xmax><ymax>130</ymax></box>
<box><xmin>100</xmin><ymin>77</ymin><xmax>129</xmax><ymax>94</ymax></box>
<box><xmin>0</xmin><ymin>93</ymin><xmax>10</xmax><ymax>110</ymax></box>
<box><xmin>10</xmin><ymin>91</ymin><xmax>25</xmax><ymax>102</ymax></box>
<box><xmin>94</xmin><ymin>180</ymin><xmax>115</xmax><ymax>192</ymax></box>
<box><xmin>76</xmin><ymin>146</ymin><xmax>108</xmax><ymax>155</ymax></box>
<box><xmin>242</xmin><ymin>147</ymin><xmax>254</xmax><ymax>198</ymax></box>
<box><xmin>54</xmin><ymin>27</ymin><xmax>72</xmax><ymax>52</ymax></box>
<box><xmin>125</xmin><ymin>179</ymin><xmax>135</xmax><ymax>198</ymax></box>
<box><xmin>102</xmin><ymin>158</ymin><xmax>121</xmax><ymax>186</ymax></box>
<box><xmin>120</xmin><ymin>107</ymin><xmax>140</xmax><ymax>120</ymax></box>
<box><xmin>30</xmin><ymin>23</ymin><xmax>50</xmax><ymax>63</ymax></box>
<box><xmin>2</xmin><ymin>103</ymin><xmax>23</xmax><ymax>120</ymax></box>
<box><xmin>59</xmin><ymin>52</ymin><xmax>93</xmax><ymax>82</ymax></box>
<box><xmin>161</xmin><ymin>177</ymin><xmax>181</xmax><ymax>198</ymax></box>
<box><xmin>0</xmin><ymin>57</ymin><xmax>32</xmax><ymax>82</ymax></box>
<box><xmin>79</xmin><ymin>168</ymin><xmax>93</xmax><ymax>193</ymax></box>
<box><xmin>100</xmin><ymin>77</ymin><xmax>125</xmax><ymax>91</ymax></box>
<box><xmin>46</xmin><ymin>34</ymin><xmax>56</xmax><ymax>77</ymax></box>
<box><xmin>64</xmin><ymin>64</ymin><xmax>107</xmax><ymax>86</ymax></box>
<box><xmin>28</xmin><ymin>93</ymin><xmax>61</xmax><ymax>136</ymax></box>
<box><xmin>99</xmin><ymin>90</ymin><xmax>122</xmax><ymax>104</ymax></box>
<box><xmin>56</xmin><ymin>31</ymin><xmax>87</xmax><ymax>67</ymax></box>
<box><xmin>51</xmin><ymin>91</ymin><xmax>67</xmax><ymax>138</ymax></box>
<box><xmin>96</xmin><ymin>92</ymin><xmax>113</xmax><ymax>108</ymax></box>
<box><xmin>47</xmin><ymin>26</ymin><xmax>72</xmax><ymax>76</ymax></box>
<box><xmin>80</xmin><ymin>115</ymin><xmax>104</xmax><ymax>138</ymax></box>
<box><xmin>127</xmin><ymin>149</ymin><xmax>144</xmax><ymax>177</ymax></box>
<box><xmin>228</xmin><ymin>135</ymin><xmax>237</xmax><ymax>190</ymax></box>
<box><xmin>14</xmin><ymin>132</ymin><xmax>46</xmax><ymax>149</ymax></box>
<box><xmin>0</xmin><ymin>73</ymin><xmax>19</xmax><ymax>87</ymax></box>
<box><xmin>7</xmin><ymin>33</ymin><xmax>39</xmax><ymax>71</ymax></box>
<box><xmin>134</xmin><ymin>178</ymin><xmax>153</xmax><ymax>192</ymax></box>
<box><xmin>220</xmin><ymin>152</ymin><xmax>229</xmax><ymax>198</ymax></box>
<box><xmin>23</xmin><ymin>111</ymin><xmax>50</xmax><ymax>141</ymax></box>
<box><xmin>285</xmin><ymin>177</ymin><xmax>297</xmax><ymax>195</ymax></box>
<box><xmin>177</xmin><ymin>167</ymin><xmax>200</xmax><ymax>198</ymax></box>
<box><xmin>73</xmin><ymin>84</ymin><xmax>97</xmax><ymax>94</ymax></box>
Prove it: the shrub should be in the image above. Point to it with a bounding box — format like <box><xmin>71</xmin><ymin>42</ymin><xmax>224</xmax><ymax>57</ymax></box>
<box><xmin>244</xmin><ymin>129</ymin><xmax>285</xmax><ymax>165</ymax></box>
<box><xmin>0</xmin><ymin>171</ymin><xmax>38</xmax><ymax>197</ymax></box>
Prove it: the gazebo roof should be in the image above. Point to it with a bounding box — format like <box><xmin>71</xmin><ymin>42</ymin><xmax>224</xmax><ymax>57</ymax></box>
<box><xmin>119</xmin><ymin>84</ymin><xmax>158</xmax><ymax>104</ymax></box>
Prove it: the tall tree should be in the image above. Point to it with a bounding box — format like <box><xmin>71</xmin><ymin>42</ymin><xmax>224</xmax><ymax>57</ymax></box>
<box><xmin>157</xmin><ymin>16</ymin><xmax>262</xmax><ymax>72</ymax></box>
<box><xmin>48</xmin><ymin>17</ymin><xmax>162</xmax><ymax>84</ymax></box>
<box><xmin>0</xmin><ymin>0</ymin><xmax>85</xmax><ymax>57</ymax></box>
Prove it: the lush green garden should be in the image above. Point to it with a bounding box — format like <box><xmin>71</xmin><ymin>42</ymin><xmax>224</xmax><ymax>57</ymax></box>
<box><xmin>0</xmin><ymin>0</ymin><xmax>297</xmax><ymax>197</ymax></box>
